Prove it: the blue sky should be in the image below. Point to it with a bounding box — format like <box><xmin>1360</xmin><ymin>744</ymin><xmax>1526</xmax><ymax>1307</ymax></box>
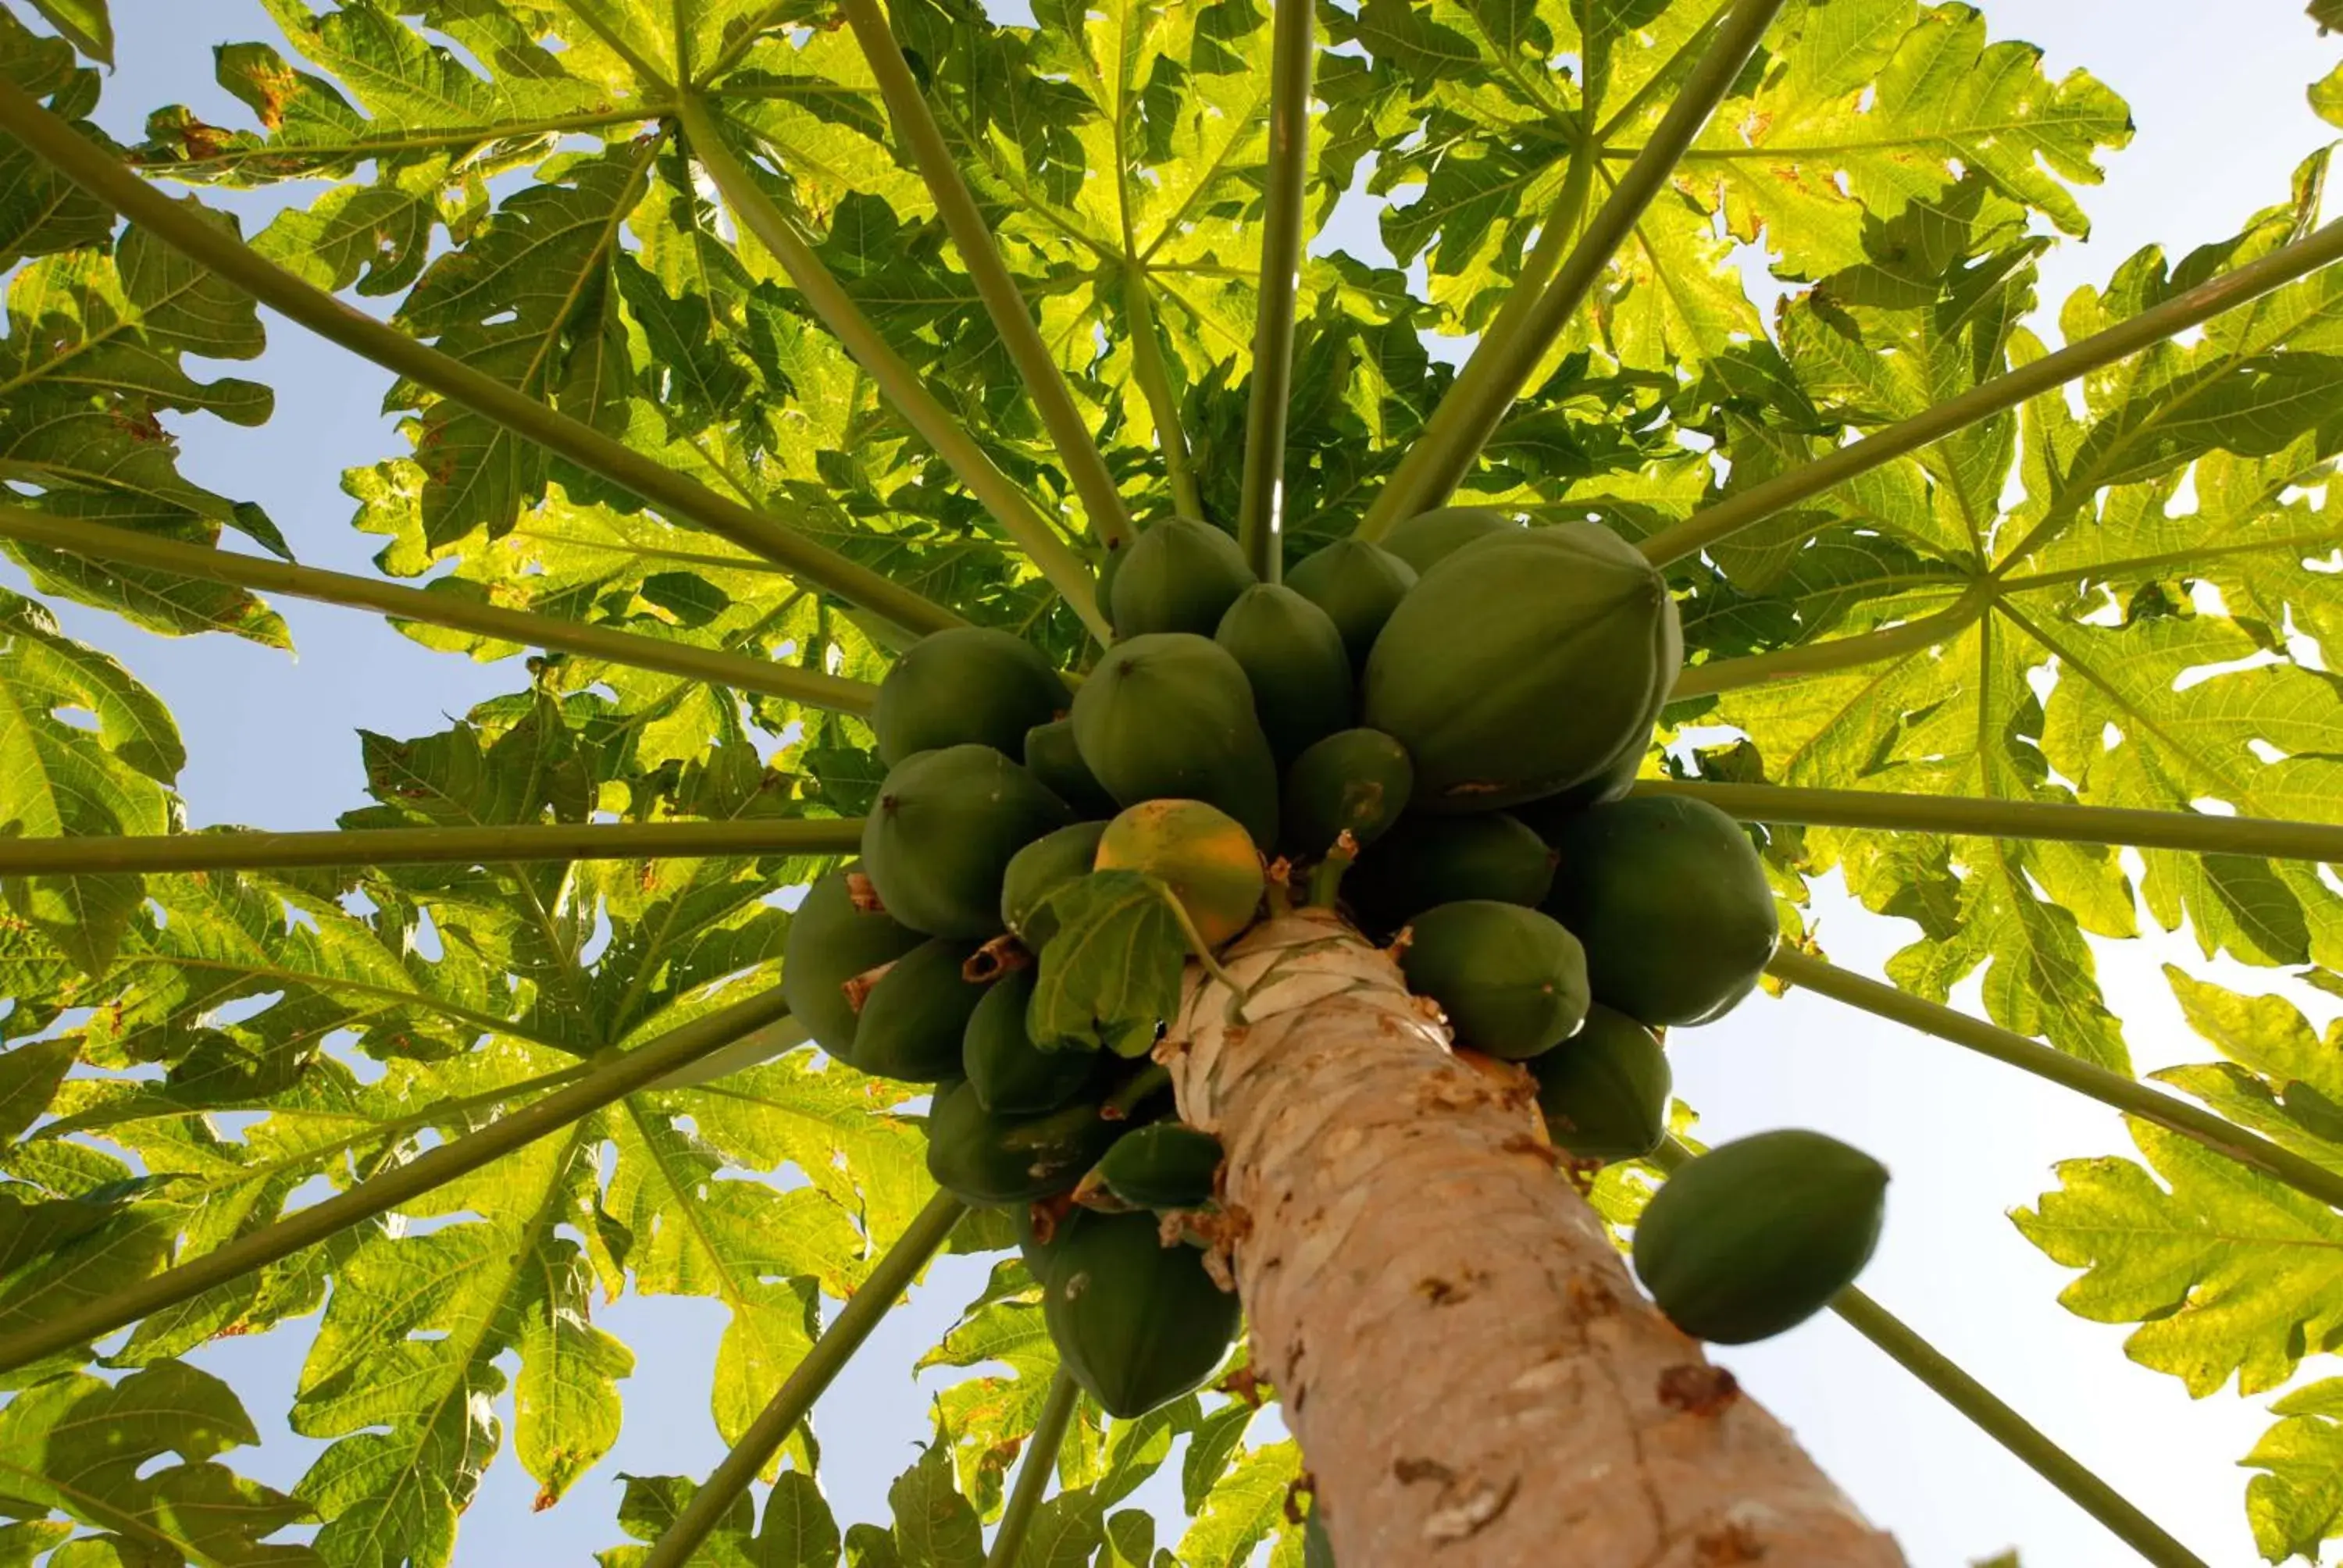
<box><xmin>11</xmin><ymin>1</ymin><xmax>2343</xmax><ymax>1562</ymax></box>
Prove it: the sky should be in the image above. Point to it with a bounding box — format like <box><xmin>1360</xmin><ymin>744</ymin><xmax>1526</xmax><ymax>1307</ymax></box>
<box><xmin>9</xmin><ymin>1</ymin><xmax>2343</xmax><ymax>1563</ymax></box>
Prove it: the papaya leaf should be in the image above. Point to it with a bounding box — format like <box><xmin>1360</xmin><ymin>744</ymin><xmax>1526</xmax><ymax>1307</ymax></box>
<box><xmin>1026</xmin><ymin>871</ymin><xmax>1189</xmax><ymax>1058</ymax></box>
<box><xmin>2245</xmin><ymin>1377</ymin><xmax>2343</xmax><ymax>1562</ymax></box>
<box><xmin>2015</xmin><ymin>1117</ymin><xmax>2343</xmax><ymax>1399</ymax></box>
<box><xmin>0</xmin><ymin>1360</ymin><xmax>318</xmax><ymax>1563</ymax></box>
<box><xmin>596</xmin><ymin>1470</ymin><xmax>842</xmax><ymax>1567</ymax></box>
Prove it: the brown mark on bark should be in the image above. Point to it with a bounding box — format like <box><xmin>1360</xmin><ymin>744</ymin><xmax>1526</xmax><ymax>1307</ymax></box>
<box><xmin>1165</xmin><ymin>913</ymin><xmax>1906</xmax><ymax>1568</ymax></box>
<box><xmin>1659</xmin><ymin>1364</ymin><xmax>1743</xmax><ymax>1418</ymax></box>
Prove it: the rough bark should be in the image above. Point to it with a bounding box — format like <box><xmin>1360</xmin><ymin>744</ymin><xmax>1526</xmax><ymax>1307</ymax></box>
<box><xmin>1164</xmin><ymin>913</ymin><xmax>1906</xmax><ymax>1568</ymax></box>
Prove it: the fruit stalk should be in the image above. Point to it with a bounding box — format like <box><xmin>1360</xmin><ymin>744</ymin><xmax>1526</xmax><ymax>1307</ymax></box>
<box><xmin>1164</xmin><ymin>914</ymin><xmax>1903</xmax><ymax>1568</ymax></box>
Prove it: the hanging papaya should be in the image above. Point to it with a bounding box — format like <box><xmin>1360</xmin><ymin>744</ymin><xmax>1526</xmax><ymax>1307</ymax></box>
<box><xmin>1094</xmin><ymin>799</ymin><xmax>1265</xmax><ymax>947</ymax></box>
<box><xmin>1281</xmin><ymin>728</ymin><xmax>1413</xmax><ymax>857</ymax></box>
<box><xmin>1632</xmin><ymin>1129</ymin><xmax>1888</xmax><ymax>1345</ymax></box>
<box><xmin>1399</xmin><ymin>900</ymin><xmax>1589</xmax><ymax>1060</ymax></box>
<box><xmin>1304</xmin><ymin>1513</ymin><xmax>1336</xmax><ymax>1568</ymax></box>
<box><xmin>1041</xmin><ymin>1207</ymin><xmax>1241</xmax><ymax>1417</ymax></box>
<box><xmin>1110</xmin><ymin>516</ymin><xmax>1256</xmax><ymax>639</ymax></box>
<box><xmin>1213</xmin><ymin>583</ymin><xmax>1353</xmax><ymax>762</ymax></box>
<box><xmin>1093</xmin><ymin>1122</ymin><xmax>1222</xmax><ymax>1210</ymax></box>
<box><xmin>1529</xmin><ymin>1005</ymin><xmax>1671</xmax><ymax>1160</ymax></box>
<box><xmin>1070</xmin><ymin>633</ymin><xmax>1280</xmax><ymax>850</ymax></box>
<box><xmin>1343</xmin><ymin>811</ymin><xmax>1556</xmax><ymax>932</ymax></box>
<box><xmin>1541</xmin><ymin>793</ymin><xmax>1776</xmax><ymax>1028</ymax></box>
<box><xmin>965</xmin><ymin>968</ymin><xmax>1097</xmax><ymax>1114</ymax></box>
<box><xmin>1024</xmin><ymin>718</ymin><xmax>1118</xmax><ymax>818</ymax></box>
<box><xmin>781</xmin><ymin>866</ymin><xmax>927</xmax><ymax>1061</ymax></box>
<box><xmin>926</xmin><ymin>1077</ymin><xmax>1123</xmax><ymax>1206</ymax></box>
<box><xmin>1361</xmin><ymin>521</ymin><xmax>1680</xmax><ymax>811</ymax></box>
<box><xmin>861</xmin><ymin>744</ymin><xmax>1074</xmax><ymax>938</ymax></box>
<box><xmin>1285</xmin><ymin>538</ymin><xmax>1418</xmax><ymax>672</ymax></box>
<box><xmin>849</xmin><ymin>936</ymin><xmax>990</xmax><ymax>1082</ymax></box>
<box><xmin>1001</xmin><ymin>821</ymin><xmax>1109</xmax><ymax>948</ymax></box>
<box><xmin>872</xmin><ymin>627</ymin><xmax>1070</xmax><ymax>766</ymax></box>
<box><xmin>1378</xmin><ymin>506</ymin><xmax>1521</xmax><ymax>573</ymax></box>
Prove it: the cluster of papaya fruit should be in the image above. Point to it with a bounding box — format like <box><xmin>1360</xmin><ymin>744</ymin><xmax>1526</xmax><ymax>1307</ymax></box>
<box><xmin>782</xmin><ymin>507</ymin><xmax>1886</xmax><ymax>1416</ymax></box>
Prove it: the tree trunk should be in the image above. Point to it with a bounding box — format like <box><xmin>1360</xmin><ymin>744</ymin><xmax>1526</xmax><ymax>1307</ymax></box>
<box><xmin>1165</xmin><ymin>913</ymin><xmax>1906</xmax><ymax>1568</ymax></box>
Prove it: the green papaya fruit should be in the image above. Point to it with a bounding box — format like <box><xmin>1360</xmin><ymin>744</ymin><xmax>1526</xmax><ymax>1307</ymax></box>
<box><xmin>1285</xmin><ymin>538</ymin><xmax>1418</xmax><ymax>672</ymax></box>
<box><xmin>861</xmin><ymin>744</ymin><xmax>1075</xmax><ymax>938</ymax></box>
<box><xmin>873</xmin><ymin>627</ymin><xmax>1070</xmax><ymax>767</ymax></box>
<box><xmin>1542</xmin><ymin>794</ymin><xmax>1776</xmax><ymax>1028</ymax></box>
<box><xmin>1378</xmin><ymin>506</ymin><xmax>1521</xmax><ymax>574</ymax></box>
<box><xmin>1111</xmin><ymin>516</ymin><xmax>1257</xmax><ymax>640</ymax></box>
<box><xmin>781</xmin><ymin>867</ymin><xmax>927</xmax><ymax>1061</ymax></box>
<box><xmin>1214</xmin><ymin>583</ymin><xmax>1353</xmax><ymax>762</ymax></box>
<box><xmin>1094</xmin><ymin>1122</ymin><xmax>1223</xmax><ymax>1210</ymax></box>
<box><xmin>1001</xmin><ymin>821</ymin><xmax>1109</xmax><ymax>948</ymax></box>
<box><xmin>1096</xmin><ymin>799</ymin><xmax>1265</xmax><ymax>947</ymax></box>
<box><xmin>1529</xmin><ymin>1005</ymin><xmax>1671</xmax><ymax>1160</ymax></box>
<box><xmin>1303</xmin><ymin>1513</ymin><xmax>1335</xmax><ymax>1568</ymax></box>
<box><xmin>965</xmin><ymin>968</ymin><xmax>1097</xmax><ymax>1114</ymax></box>
<box><xmin>1070</xmin><ymin>633</ymin><xmax>1280</xmax><ymax>850</ymax></box>
<box><xmin>1025</xmin><ymin>718</ymin><xmax>1118</xmax><ymax>818</ymax></box>
<box><xmin>1016</xmin><ymin>1202</ymin><xmax>1075</xmax><ymax>1293</ymax></box>
<box><xmin>1362</xmin><ymin>522</ymin><xmax>1680</xmax><ymax>812</ymax></box>
<box><xmin>1344</xmin><ymin>811</ymin><xmax>1556</xmax><ymax>932</ymax></box>
<box><xmin>1281</xmin><ymin>729</ymin><xmax>1413</xmax><ymax>857</ymax></box>
<box><xmin>1041</xmin><ymin>1207</ymin><xmax>1241</xmax><ymax>1417</ymax></box>
<box><xmin>926</xmin><ymin>1077</ymin><xmax>1122</xmax><ymax>1206</ymax></box>
<box><xmin>1632</xmin><ymin>1129</ymin><xmax>1888</xmax><ymax>1345</ymax></box>
<box><xmin>852</xmin><ymin>936</ymin><xmax>990</xmax><ymax>1082</ymax></box>
<box><xmin>1399</xmin><ymin>900</ymin><xmax>1589</xmax><ymax>1060</ymax></box>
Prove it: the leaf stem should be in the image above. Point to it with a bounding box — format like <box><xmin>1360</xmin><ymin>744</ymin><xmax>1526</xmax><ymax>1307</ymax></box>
<box><xmin>1829</xmin><ymin>1288</ymin><xmax>2209</xmax><ymax>1568</ymax></box>
<box><xmin>1642</xmin><ymin>779</ymin><xmax>2343</xmax><ymax>863</ymax></box>
<box><xmin>838</xmin><ymin>0</ymin><xmax>1133</xmax><ymax>553</ymax></box>
<box><xmin>1154</xmin><ymin>882</ymin><xmax>1242</xmax><ymax>991</ymax></box>
<box><xmin>1235</xmin><ymin>0</ymin><xmax>1317</xmax><ymax>582</ymax></box>
<box><xmin>1122</xmin><ymin>262</ymin><xmax>1200</xmax><ymax>520</ymax></box>
<box><xmin>641</xmin><ymin>1188</ymin><xmax>968</xmax><ymax>1568</ymax></box>
<box><xmin>676</xmin><ymin>92</ymin><xmax>1111</xmax><ymax>641</ymax></box>
<box><xmin>1636</xmin><ymin>218</ymin><xmax>2343</xmax><ymax>568</ymax></box>
<box><xmin>1992</xmin><ymin>529</ymin><xmax>2343</xmax><ymax>593</ymax></box>
<box><xmin>985</xmin><ymin>1369</ymin><xmax>1080</xmax><ymax>1566</ymax></box>
<box><xmin>0</xmin><ymin>987</ymin><xmax>796</xmax><ymax>1376</ymax></box>
<box><xmin>1670</xmin><ymin>584</ymin><xmax>1991</xmax><ymax>700</ymax></box>
<box><xmin>0</xmin><ymin>504</ymin><xmax>879</xmax><ymax>714</ymax></box>
<box><xmin>0</xmin><ymin>78</ymin><xmax>961</xmax><ymax>640</ymax></box>
<box><xmin>0</xmin><ymin>817</ymin><xmax>864</xmax><ymax>878</ymax></box>
<box><xmin>1765</xmin><ymin>948</ymin><xmax>2343</xmax><ymax>1212</ymax></box>
<box><xmin>1357</xmin><ymin>0</ymin><xmax>1787</xmax><ymax>536</ymax></box>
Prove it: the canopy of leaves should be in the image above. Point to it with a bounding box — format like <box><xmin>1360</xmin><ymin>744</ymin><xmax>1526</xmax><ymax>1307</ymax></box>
<box><xmin>0</xmin><ymin>0</ymin><xmax>2340</xmax><ymax>1562</ymax></box>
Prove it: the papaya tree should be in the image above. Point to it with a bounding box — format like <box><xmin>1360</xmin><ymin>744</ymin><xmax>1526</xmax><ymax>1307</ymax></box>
<box><xmin>3</xmin><ymin>0</ymin><xmax>2343</xmax><ymax>1563</ymax></box>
